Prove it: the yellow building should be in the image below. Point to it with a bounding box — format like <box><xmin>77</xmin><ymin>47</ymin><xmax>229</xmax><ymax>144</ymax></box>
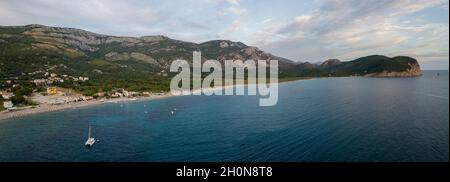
<box><xmin>47</xmin><ymin>87</ymin><xmax>58</xmax><ymax>95</ymax></box>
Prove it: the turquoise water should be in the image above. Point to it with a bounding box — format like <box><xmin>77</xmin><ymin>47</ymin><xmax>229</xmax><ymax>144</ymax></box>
<box><xmin>0</xmin><ymin>71</ymin><xmax>448</xmax><ymax>162</ymax></box>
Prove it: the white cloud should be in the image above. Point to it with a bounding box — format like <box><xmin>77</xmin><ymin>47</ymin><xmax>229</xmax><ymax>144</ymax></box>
<box><xmin>0</xmin><ymin>0</ymin><xmax>161</xmax><ymax>36</ymax></box>
<box><xmin>258</xmin><ymin>0</ymin><xmax>449</xmax><ymax>64</ymax></box>
<box><xmin>205</xmin><ymin>0</ymin><xmax>241</xmax><ymax>6</ymax></box>
<box><xmin>294</xmin><ymin>15</ymin><xmax>312</xmax><ymax>27</ymax></box>
<box><xmin>0</xmin><ymin>0</ymin><xmax>448</xmax><ymax>68</ymax></box>
<box><xmin>389</xmin><ymin>0</ymin><xmax>447</xmax><ymax>14</ymax></box>
<box><xmin>225</xmin><ymin>6</ymin><xmax>247</xmax><ymax>15</ymax></box>
<box><xmin>218</xmin><ymin>4</ymin><xmax>247</xmax><ymax>16</ymax></box>
<box><xmin>226</xmin><ymin>0</ymin><xmax>240</xmax><ymax>6</ymax></box>
<box><xmin>261</xmin><ymin>18</ymin><xmax>273</xmax><ymax>24</ymax></box>
<box><xmin>218</xmin><ymin>20</ymin><xmax>244</xmax><ymax>39</ymax></box>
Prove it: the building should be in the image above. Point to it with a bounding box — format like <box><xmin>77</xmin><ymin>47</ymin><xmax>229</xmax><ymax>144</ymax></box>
<box><xmin>142</xmin><ymin>92</ymin><xmax>151</xmax><ymax>97</ymax></box>
<box><xmin>96</xmin><ymin>92</ymin><xmax>105</xmax><ymax>97</ymax></box>
<box><xmin>123</xmin><ymin>90</ymin><xmax>130</xmax><ymax>97</ymax></box>
<box><xmin>47</xmin><ymin>87</ymin><xmax>58</xmax><ymax>95</ymax></box>
<box><xmin>129</xmin><ymin>91</ymin><xmax>139</xmax><ymax>97</ymax></box>
<box><xmin>78</xmin><ymin>77</ymin><xmax>89</xmax><ymax>82</ymax></box>
<box><xmin>81</xmin><ymin>96</ymin><xmax>94</xmax><ymax>101</ymax></box>
<box><xmin>33</xmin><ymin>79</ymin><xmax>47</xmax><ymax>86</ymax></box>
<box><xmin>110</xmin><ymin>92</ymin><xmax>123</xmax><ymax>98</ymax></box>
<box><xmin>1</xmin><ymin>92</ymin><xmax>14</xmax><ymax>100</ymax></box>
<box><xmin>3</xmin><ymin>101</ymin><xmax>13</xmax><ymax>109</ymax></box>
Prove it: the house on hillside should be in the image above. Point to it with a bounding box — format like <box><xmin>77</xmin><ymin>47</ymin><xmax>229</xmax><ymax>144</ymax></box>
<box><xmin>1</xmin><ymin>92</ymin><xmax>14</xmax><ymax>100</ymax></box>
<box><xmin>3</xmin><ymin>101</ymin><xmax>13</xmax><ymax>109</ymax></box>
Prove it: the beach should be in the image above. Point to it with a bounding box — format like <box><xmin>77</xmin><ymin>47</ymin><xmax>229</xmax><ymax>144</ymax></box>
<box><xmin>0</xmin><ymin>84</ymin><xmax>239</xmax><ymax>121</ymax></box>
<box><xmin>0</xmin><ymin>81</ymin><xmax>302</xmax><ymax>121</ymax></box>
<box><xmin>0</xmin><ymin>94</ymin><xmax>173</xmax><ymax>121</ymax></box>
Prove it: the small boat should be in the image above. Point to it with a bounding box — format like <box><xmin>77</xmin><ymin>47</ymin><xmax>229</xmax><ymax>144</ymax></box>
<box><xmin>171</xmin><ymin>110</ymin><xmax>174</xmax><ymax>115</ymax></box>
<box><xmin>85</xmin><ymin>124</ymin><xmax>96</xmax><ymax>147</ymax></box>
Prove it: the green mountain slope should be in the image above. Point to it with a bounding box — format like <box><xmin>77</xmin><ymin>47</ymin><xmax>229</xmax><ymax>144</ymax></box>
<box><xmin>0</xmin><ymin>24</ymin><xmax>421</xmax><ymax>97</ymax></box>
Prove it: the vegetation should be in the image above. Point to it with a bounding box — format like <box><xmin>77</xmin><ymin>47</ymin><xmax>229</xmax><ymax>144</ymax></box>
<box><xmin>321</xmin><ymin>55</ymin><xmax>418</xmax><ymax>75</ymax></box>
<box><xmin>0</xmin><ymin>99</ymin><xmax>4</xmax><ymax>111</ymax></box>
<box><xmin>0</xmin><ymin>25</ymin><xmax>420</xmax><ymax>107</ymax></box>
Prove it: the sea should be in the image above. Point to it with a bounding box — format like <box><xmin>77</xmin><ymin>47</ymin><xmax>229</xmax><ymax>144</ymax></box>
<box><xmin>0</xmin><ymin>70</ymin><xmax>448</xmax><ymax>162</ymax></box>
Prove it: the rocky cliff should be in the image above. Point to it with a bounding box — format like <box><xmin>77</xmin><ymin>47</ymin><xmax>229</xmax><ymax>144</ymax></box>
<box><xmin>364</xmin><ymin>62</ymin><xmax>422</xmax><ymax>77</ymax></box>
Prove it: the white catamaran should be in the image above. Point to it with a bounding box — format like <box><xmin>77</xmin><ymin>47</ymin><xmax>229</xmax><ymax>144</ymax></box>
<box><xmin>85</xmin><ymin>124</ymin><xmax>96</xmax><ymax>147</ymax></box>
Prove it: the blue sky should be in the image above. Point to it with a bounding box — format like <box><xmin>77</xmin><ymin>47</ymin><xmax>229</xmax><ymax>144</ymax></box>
<box><xmin>0</xmin><ymin>0</ymin><xmax>448</xmax><ymax>69</ymax></box>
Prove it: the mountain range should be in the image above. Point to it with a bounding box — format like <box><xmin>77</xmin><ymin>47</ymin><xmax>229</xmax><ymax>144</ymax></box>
<box><xmin>0</xmin><ymin>24</ymin><xmax>422</xmax><ymax>95</ymax></box>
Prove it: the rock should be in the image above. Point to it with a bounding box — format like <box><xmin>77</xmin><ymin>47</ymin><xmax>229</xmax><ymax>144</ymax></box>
<box><xmin>219</xmin><ymin>41</ymin><xmax>229</xmax><ymax>48</ymax></box>
<box><xmin>104</xmin><ymin>52</ymin><xmax>159</xmax><ymax>65</ymax></box>
<box><xmin>141</xmin><ymin>35</ymin><xmax>167</xmax><ymax>42</ymax></box>
<box><xmin>320</xmin><ymin>59</ymin><xmax>341</xmax><ymax>67</ymax></box>
<box><xmin>365</xmin><ymin>63</ymin><xmax>422</xmax><ymax>77</ymax></box>
<box><xmin>105</xmin><ymin>37</ymin><xmax>141</xmax><ymax>45</ymax></box>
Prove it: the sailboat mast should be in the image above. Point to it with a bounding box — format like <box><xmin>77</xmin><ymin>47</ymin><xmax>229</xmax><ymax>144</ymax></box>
<box><xmin>88</xmin><ymin>124</ymin><xmax>91</xmax><ymax>138</ymax></box>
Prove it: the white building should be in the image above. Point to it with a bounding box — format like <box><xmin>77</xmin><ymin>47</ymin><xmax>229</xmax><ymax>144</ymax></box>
<box><xmin>3</xmin><ymin>101</ymin><xmax>13</xmax><ymax>109</ymax></box>
<box><xmin>33</xmin><ymin>79</ymin><xmax>47</xmax><ymax>86</ymax></box>
<box><xmin>123</xmin><ymin>90</ymin><xmax>130</xmax><ymax>97</ymax></box>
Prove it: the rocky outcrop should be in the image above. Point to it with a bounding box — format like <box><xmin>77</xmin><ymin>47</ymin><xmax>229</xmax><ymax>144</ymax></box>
<box><xmin>365</xmin><ymin>63</ymin><xmax>422</xmax><ymax>77</ymax></box>
<box><xmin>140</xmin><ymin>35</ymin><xmax>168</xmax><ymax>42</ymax></box>
<box><xmin>320</xmin><ymin>59</ymin><xmax>341</xmax><ymax>67</ymax></box>
<box><xmin>104</xmin><ymin>52</ymin><xmax>159</xmax><ymax>65</ymax></box>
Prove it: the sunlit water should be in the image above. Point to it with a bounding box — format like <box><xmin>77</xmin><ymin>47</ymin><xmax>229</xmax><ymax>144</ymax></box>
<box><xmin>0</xmin><ymin>71</ymin><xmax>448</xmax><ymax>162</ymax></box>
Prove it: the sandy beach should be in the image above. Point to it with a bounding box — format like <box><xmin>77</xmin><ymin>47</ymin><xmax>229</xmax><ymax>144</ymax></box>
<box><xmin>0</xmin><ymin>84</ymin><xmax>237</xmax><ymax>121</ymax></box>
<box><xmin>0</xmin><ymin>94</ymin><xmax>173</xmax><ymax>121</ymax></box>
<box><xmin>0</xmin><ymin>82</ymin><xmax>296</xmax><ymax>121</ymax></box>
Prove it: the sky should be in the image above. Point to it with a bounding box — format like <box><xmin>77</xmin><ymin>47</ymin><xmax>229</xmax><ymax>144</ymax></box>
<box><xmin>0</xmin><ymin>0</ymin><xmax>448</xmax><ymax>69</ymax></box>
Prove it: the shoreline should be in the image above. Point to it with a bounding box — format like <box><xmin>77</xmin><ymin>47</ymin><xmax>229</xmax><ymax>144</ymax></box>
<box><xmin>0</xmin><ymin>78</ymin><xmax>311</xmax><ymax>121</ymax></box>
<box><xmin>0</xmin><ymin>94</ymin><xmax>173</xmax><ymax>121</ymax></box>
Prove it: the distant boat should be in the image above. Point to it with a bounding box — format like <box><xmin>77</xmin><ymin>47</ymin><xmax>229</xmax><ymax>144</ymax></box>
<box><xmin>85</xmin><ymin>124</ymin><xmax>96</xmax><ymax>147</ymax></box>
<box><xmin>171</xmin><ymin>110</ymin><xmax>174</xmax><ymax>115</ymax></box>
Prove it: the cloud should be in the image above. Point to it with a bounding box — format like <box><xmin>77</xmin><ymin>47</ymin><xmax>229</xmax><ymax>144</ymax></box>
<box><xmin>294</xmin><ymin>15</ymin><xmax>312</xmax><ymax>27</ymax></box>
<box><xmin>0</xmin><ymin>0</ymin><xmax>448</xmax><ymax>68</ymax></box>
<box><xmin>256</xmin><ymin>0</ymin><xmax>449</xmax><ymax>64</ymax></box>
<box><xmin>220</xmin><ymin>6</ymin><xmax>247</xmax><ymax>15</ymax></box>
<box><xmin>226</xmin><ymin>0</ymin><xmax>240</xmax><ymax>6</ymax></box>
<box><xmin>205</xmin><ymin>0</ymin><xmax>241</xmax><ymax>6</ymax></box>
<box><xmin>261</xmin><ymin>18</ymin><xmax>273</xmax><ymax>24</ymax></box>
<box><xmin>0</xmin><ymin>0</ymin><xmax>161</xmax><ymax>35</ymax></box>
<box><xmin>217</xmin><ymin>20</ymin><xmax>244</xmax><ymax>39</ymax></box>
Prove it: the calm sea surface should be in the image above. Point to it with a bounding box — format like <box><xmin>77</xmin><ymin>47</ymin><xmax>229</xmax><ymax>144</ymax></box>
<box><xmin>0</xmin><ymin>71</ymin><xmax>448</xmax><ymax>162</ymax></box>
